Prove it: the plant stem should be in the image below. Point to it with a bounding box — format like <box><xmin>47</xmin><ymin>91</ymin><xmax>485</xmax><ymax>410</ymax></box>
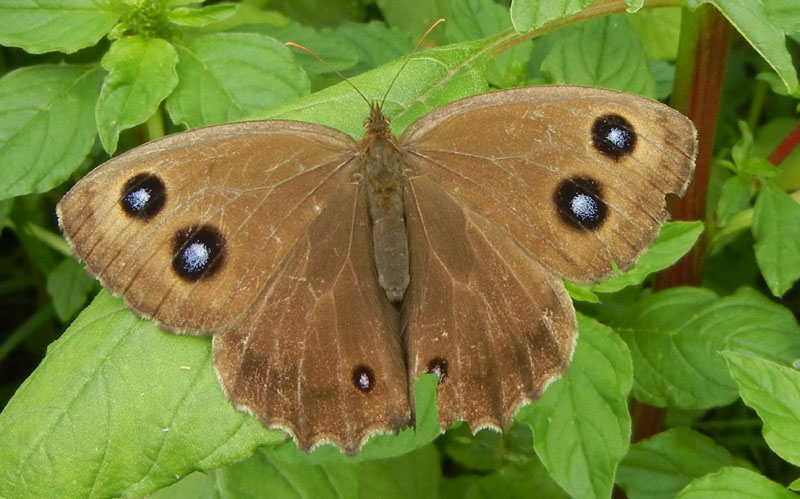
<box><xmin>632</xmin><ymin>4</ymin><xmax>731</xmax><ymax>444</ymax></box>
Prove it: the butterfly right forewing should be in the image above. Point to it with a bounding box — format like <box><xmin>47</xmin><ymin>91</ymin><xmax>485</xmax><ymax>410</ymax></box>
<box><xmin>400</xmin><ymin>86</ymin><xmax>696</xmax><ymax>283</ymax></box>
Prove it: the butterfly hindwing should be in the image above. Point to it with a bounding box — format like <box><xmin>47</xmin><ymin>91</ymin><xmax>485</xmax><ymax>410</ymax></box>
<box><xmin>213</xmin><ymin>184</ymin><xmax>410</xmax><ymax>454</ymax></box>
<box><xmin>402</xmin><ymin>176</ymin><xmax>576</xmax><ymax>431</ymax></box>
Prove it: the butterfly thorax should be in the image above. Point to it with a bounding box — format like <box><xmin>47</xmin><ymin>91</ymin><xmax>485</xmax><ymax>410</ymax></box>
<box><xmin>359</xmin><ymin>103</ymin><xmax>410</xmax><ymax>303</ymax></box>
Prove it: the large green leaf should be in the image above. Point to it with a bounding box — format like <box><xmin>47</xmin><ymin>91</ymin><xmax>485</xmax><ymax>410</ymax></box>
<box><xmin>96</xmin><ymin>36</ymin><xmax>179</xmax><ymax>153</ymax></box>
<box><xmin>752</xmin><ymin>183</ymin><xmax>800</xmax><ymax>297</ymax></box>
<box><xmin>0</xmin><ymin>65</ymin><xmax>102</xmax><ymax>201</ymax></box>
<box><xmin>723</xmin><ymin>351</ymin><xmax>800</xmax><ymax>470</ymax></box>
<box><xmin>0</xmin><ymin>0</ymin><xmax>119</xmax><ymax>54</ymax></box>
<box><xmin>519</xmin><ymin>314</ymin><xmax>632</xmax><ymax>499</ymax></box>
<box><xmin>614</xmin><ymin>287</ymin><xmax>800</xmax><ymax>409</ymax></box>
<box><xmin>617</xmin><ymin>427</ymin><xmax>755</xmax><ymax>499</ymax></box>
<box><xmin>168</xmin><ymin>33</ymin><xmax>310</xmax><ymax>129</ymax></box>
<box><xmin>0</xmin><ymin>291</ymin><xmax>282</xmax><ymax>498</ymax></box>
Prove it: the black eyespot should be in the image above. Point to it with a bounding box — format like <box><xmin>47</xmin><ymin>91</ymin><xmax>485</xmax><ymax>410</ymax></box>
<box><xmin>554</xmin><ymin>177</ymin><xmax>607</xmax><ymax>230</ymax></box>
<box><xmin>172</xmin><ymin>225</ymin><xmax>226</xmax><ymax>281</ymax></box>
<box><xmin>120</xmin><ymin>173</ymin><xmax>166</xmax><ymax>220</ymax></box>
<box><xmin>592</xmin><ymin>114</ymin><xmax>636</xmax><ymax>160</ymax></box>
<box><xmin>426</xmin><ymin>357</ymin><xmax>448</xmax><ymax>384</ymax></box>
<box><xmin>352</xmin><ymin>365</ymin><xmax>375</xmax><ymax>392</ymax></box>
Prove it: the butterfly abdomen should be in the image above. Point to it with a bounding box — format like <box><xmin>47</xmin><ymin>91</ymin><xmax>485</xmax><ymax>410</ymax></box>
<box><xmin>360</xmin><ymin>111</ymin><xmax>410</xmax><ymax>303</ymax></box>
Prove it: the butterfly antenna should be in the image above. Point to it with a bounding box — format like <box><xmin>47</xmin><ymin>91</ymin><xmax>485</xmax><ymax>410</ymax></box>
<box><xmin>285</xmin><ymin>42</ymin><xmax>371</xmax><ymax>105</ymax></box>
<box><xmin>379</xmin><ymin>18</ymin><xmax>446</xmax><ymax>110</ymax></box>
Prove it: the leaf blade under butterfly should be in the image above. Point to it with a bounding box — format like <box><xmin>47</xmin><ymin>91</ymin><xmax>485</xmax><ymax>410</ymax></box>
<box><xmin>0</xmin><ymin>291</ymin><xmax>280</xmax><ymax>499</ymax></box>
<box><xmin>255</xmin><ymin>38</ymin><xmax>496</xmax><ymax>138</ymax></box>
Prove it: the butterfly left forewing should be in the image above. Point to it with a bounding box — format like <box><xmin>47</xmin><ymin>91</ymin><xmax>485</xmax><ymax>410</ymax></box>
<box><xmin>213</xmin><ymin>183</ymin><xmax>409</xmax><ymax>454</ymax></box>
<box><xmin>401</xmin><ymin>86</ymin><xmax>696</xmax><ymax>283</ymax></box>
<box><xmin>402</xmin><ymin>176</ymin><xmax>576</xmax><ymax>431</ymax></box>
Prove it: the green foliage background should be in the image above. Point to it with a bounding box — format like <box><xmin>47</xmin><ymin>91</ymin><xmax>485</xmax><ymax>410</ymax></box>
<box><xmin>0</xmin><ymin>0</ymin><xmax>799</xmax><ymax>497</ymax></box>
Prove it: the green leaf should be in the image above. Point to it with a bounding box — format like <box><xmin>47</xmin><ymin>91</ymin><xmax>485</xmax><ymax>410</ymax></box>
<box><xmin>752</xmin><ymin>183</ymin><xmax>800</xmax><ymax>297</ymax></box>
<box><xmin>46</xmin><ymin>258</ymin><xmax>97</xmax><ymax>322</ymax></box>
<box><xmin>627</xmin><ymin>7</ymin><xmax>683</xmax><ymax>60</ymax></box>
<box><xmin>154</xmin><ymin>449</ymin><xmax>359</xmax><ymax>498</ymax></box>
<box><xmin>541</xmin><ymin>15</ymin><xmax>656</xmax><ymax>97</ymax></box>
<box><xmin>518</xmin><ymin>314</ymin><xmax>632</xmax><ymax>499</ymax></box>
<box><xmin>270</xmin><ymin>374</ymin><xmax>440</xmax><ymax>463</ymax></box>
<box><xmin>723</xmin><ymin>351</ymin><xmax>800</xmax><ymax>469</ymax></box>
<box><xmin>167</xmin><ymin>33</ymin><xmax>310</xmax><ymax>129</ymax></box>
<box><xmin>716</xmin><ymin>175</ymin><xmax>751</xmax><ymax>227</ymax></box>
<box><xmin>325</xmin><ymin>21</ymin><xmax>416</xmax><ymax>72</ymax></box>
<box><xmin>588</xmin><ymin>221</ymin><xmax>704</xmax><ymax>294</ymax></box>
<box><xmin>0</xmin><ymin>199</ymin><xmax>11</xmax><ymax>229</ymax></box>
<box><xmin>96</xmin><ymin>36</ymin><xmax>179</xmax><ymax>153</ymax></box>
<box><xmin>565</xmin><ymin>280</ymin><xmax>599</xmax><ymax>303</ymax></box>
<box><xmin>375</xmin><ymin>0</ymin><xmax>449</xmax><ymax>44</ymax></box>
<box><xmin>650</xmin><ymin>59</ymin><xmax>677</xmax><ymax>100</ymax></box>
<box><xmin>445</xmin><ymin>428</ymin><xmax>505</xmax><ymax>472</ymax></box>
<box><xmin>677</xmin><ymin>467</ymin><xmax>796</xmax><ymax>499</ymax></box>
<box><xmin>444</xmin><ymin>0</ymin><xmax>532</xmax><ymax>88</ymax></box>
<box><xmin>357</xmin><ymin>444</ymin><xmax>441</xmax><ymax>498</ymax></box>
<box><xmin>256</xmin><ymin>38</ymin><xmax>492</xmax><ymax>139</ymax></box>
<box><xmin>154</xmin><ymin>444</ymin><xmax>440</xmax><ymax>498</ymax></box>
<box><xmin>0</xmin><ymin>0</ymin><xmax>119</xmax><ymax>54</ymax></box>
<box><xmin>617</xmin><ymin>427</ymin><xmax>755</xmax><ymax>499</ymax></box>
<box><xmin>690</xmin><ymin>0</ymin><xmax>799</xmax><ymax>95</ymax></box>
<box><xmin>510</xmin><ymin>0</ymin><xmax>594</xmax><ymax>33</ymax></box>
<box><xmin>168</xmin><ymin>3</ymin><xmax>237</xmax><ymax>27</ymax></box>
<box><xmin>441</xmin><ymin>453</ymin><xmax>569</xmax><ymax>498</ymax></box>
<box><xmin>267</xmin><ymin>0</ymin><xmax>366</xmax><ymax>29</ymax></box>
<box><xmin>765</xmin><ymin>0</ymin><xmax>800</xmax><ymax>34</ymax></box>
<box><xmin>443</xmin><ymin>422</ymin><xmax>532</xmax><ymax>473</ymax></box>
<box><xmin>0</xmin><ymin>291</ymin><xmax>281</xmax><ymax>498</ymax></box>
<box><xmin>729</xmin><ymin>121</ymin><xmax>780</xmax><ymax>178</ymax></box>
<box><xmin>246</xmin><ymin>21</ymin><xmax>360</xmax><ymax>76</ymax></box>
<box><xmin>614</xmin><ymin>287</ymin><xmax>800</xmax><ymax>409</ymax></box>
<box><xmin>164</xmin><ymin>0</ymin><xmax>204</xmax><ymax>6</ymax></box>
<box><xmin>0</xmin><ymin>65</ymin><xmax>103</xmax><ymax>201</ymax></box>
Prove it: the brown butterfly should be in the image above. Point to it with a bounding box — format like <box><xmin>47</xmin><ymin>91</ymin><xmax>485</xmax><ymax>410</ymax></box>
<box><xmin>57</xmin><ymin>80</ymin><xmax>696</xmax><ymax>455</ymax></box>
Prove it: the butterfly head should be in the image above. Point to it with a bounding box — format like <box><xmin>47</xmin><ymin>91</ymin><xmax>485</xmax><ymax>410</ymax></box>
<box><xmin>364</xmin><ymin>101</ymin><xmax>392</xmax><ymax>137</ymax></box>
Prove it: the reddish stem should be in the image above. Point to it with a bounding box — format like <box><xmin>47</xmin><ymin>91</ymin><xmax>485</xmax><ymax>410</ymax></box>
<box><xmin>632</xmin><ymin>5</ymin><xmax>731</xmax><ymax>444</ymax></box>
<box><xmin>768</xmin><ymin>122</ymin><xmax>800</xmax><ymax>166</ymax></box>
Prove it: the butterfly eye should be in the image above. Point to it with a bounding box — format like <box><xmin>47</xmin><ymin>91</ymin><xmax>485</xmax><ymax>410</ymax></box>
<box><xmin>352</xmin><ymin>365</ymin><xmax>376</xmax><ymax>392</ymax></box>
<box><xmin>172</xmin><ymin>225</ymin><xmax>226</xmax><ymax>281</ymax></box>
<box><xmin>591</xmin><ymin>114</ymin><xmax>637</xmax><ymax>160</ymax></box>
<box><xmin>120</xmin><ymin>173</ymin><xmax>166</xmax><ymax>220</ymax></box>
<box><xmin>426</xmin><ymin>357</ymin><xmax>448</xmax><ymax>384</ymax></box>
<box><xmin>553</xmin><ymin>177</ymin><xmax>607</xmax><ymax>230</ymax></box>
